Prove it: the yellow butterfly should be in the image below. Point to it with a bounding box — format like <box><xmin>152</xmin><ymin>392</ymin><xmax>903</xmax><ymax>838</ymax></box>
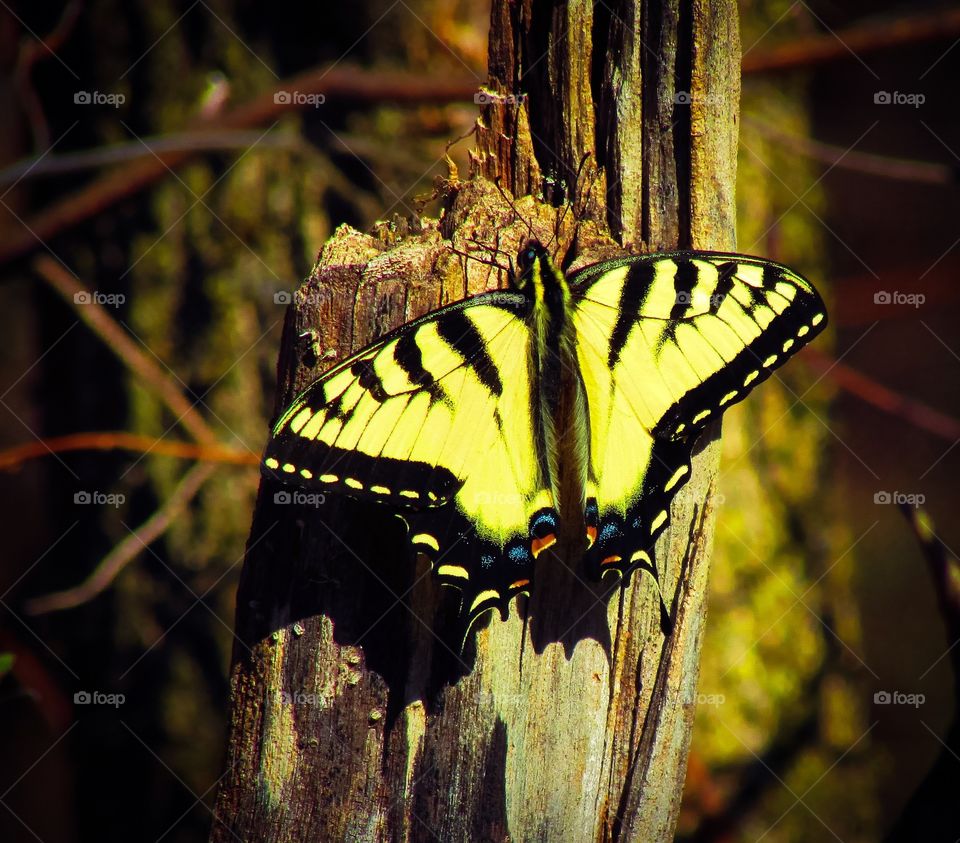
<box><xmin>264</xmin><ymin>241</ymin><xmax>826</xmax><ymax>638</ymax></box>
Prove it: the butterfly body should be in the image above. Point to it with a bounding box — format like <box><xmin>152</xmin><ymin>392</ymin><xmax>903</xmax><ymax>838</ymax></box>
<box><xmin>264</xmin><ymin>240</ymin><xmax>827</xmax><ymax>638</ymax></box>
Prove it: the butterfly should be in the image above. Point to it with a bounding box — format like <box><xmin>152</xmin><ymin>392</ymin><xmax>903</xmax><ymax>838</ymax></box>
<box><xmin>263</xmin><ymin>239</ymin><xmax>827</xmax><ymax>640</ymax></box>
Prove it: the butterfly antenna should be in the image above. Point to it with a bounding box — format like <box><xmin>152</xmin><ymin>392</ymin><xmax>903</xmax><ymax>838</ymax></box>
<box><xmin>547</xmin><ymin>152</ymin><xmax>593</xmax><ymax>263</ymax></box>
<box><xmin>492</xmin><ymin>176</ymin><xmax>540</xmax><ymax>247</ymax></box>
<box><xmin>563</xmin><ymin>152</ymin><xmax>592</xmax><ymax>232</ymax></box>
<box><xmin>449</xmin><ymin>237</ymin><xmax>513</xmax><ymax>290</ymax></box>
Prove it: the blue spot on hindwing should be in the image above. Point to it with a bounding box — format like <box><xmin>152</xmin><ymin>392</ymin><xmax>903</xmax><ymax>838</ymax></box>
<box><xmin>508</xmin><ymin>545</ymin><xmax>530</xmax><ymax>565</ymax></box>
<box><xmin>599</xmin><ymin>522</ymin><xmax>622</xmax><ymax>543</ymax></box>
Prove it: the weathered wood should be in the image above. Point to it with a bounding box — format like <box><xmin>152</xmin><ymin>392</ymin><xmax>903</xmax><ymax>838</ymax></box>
<box><xmin>211</xmin><ymin>1</ymin><xmax>740</xmax><ymax>840</ymax></box>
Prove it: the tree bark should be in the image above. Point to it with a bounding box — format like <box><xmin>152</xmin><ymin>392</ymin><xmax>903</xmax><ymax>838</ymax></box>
<box><xmin>211</xmin><ymin>1</ymin><xmax>740</xmax><ymax>840</ymax></box>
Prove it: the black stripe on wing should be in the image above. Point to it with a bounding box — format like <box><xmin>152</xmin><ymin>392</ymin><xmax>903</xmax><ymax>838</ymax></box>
<box><xmin>709</xmin><ymin>262</ymin><xmax>737</xmax><ymax>314</ymax></box>
<box><xmin>393</xmin><ymin>329</ymin><xmax>445</xmax><ymax>401</ymax></box>
<box><xmin>608</xmin><ymin>262</ymin><xmax>655</xmax><ymax>367</ymax></box>
<box><xmin>436</xmin><ymin>311</ymin><xmax>504</xmax><ymax>396</ymax></box>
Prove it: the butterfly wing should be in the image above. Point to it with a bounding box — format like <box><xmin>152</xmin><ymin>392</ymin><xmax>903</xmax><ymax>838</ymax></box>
<box><xmin>264</xmin><ymin>293</ymin><xmax>559</xmax><ymax>631</ymax></box>
<box><xmin>571</xmin><ymin>253</ymin><xmax>827</xmax><ymax>580</ymax></box>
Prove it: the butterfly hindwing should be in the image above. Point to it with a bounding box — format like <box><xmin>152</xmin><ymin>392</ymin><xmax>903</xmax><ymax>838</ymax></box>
<box><xmin>264</xmin><ymin>293</ymin><xmax>559</xmax><ymax>632</ymax></box>
<box><xmin>571</xmin><ymin>252</ymin><xmax>827</xmax><ymax>580</ymax></box>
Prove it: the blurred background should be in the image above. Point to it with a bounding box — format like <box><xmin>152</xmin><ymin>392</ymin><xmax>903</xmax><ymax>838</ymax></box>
<box><xmin>0</xmin><ymin>1</ymin><xmax>958</xmax><ymax>840</ymax></box>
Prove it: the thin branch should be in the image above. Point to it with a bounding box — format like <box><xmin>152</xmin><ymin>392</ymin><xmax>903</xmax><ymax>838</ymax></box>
<box><xmin>13</xmin><ymin>0</ymin><xmax>83</xmax><ymax>149</ymax></box>
<box><xmin>0</xmin><ymin>67</ymin><xmax>478</xmax><ymax>267</ymax></box>
<box><xmin>0</xmin><ymin>129</ymin><xmax>306</xmax><ymax>187</ymax></box>
<box><xmin>23</xmin><ymin>462</ymin><xmax>217</xmax><ymax>615</ymax></box>
<box><xmin>742</xmin><ymin>8</ymin><xmax>960</xmax><ymax>75</ymax></box>
<box><xmin>803</xmin><ymin>347</ymin><xmax>960</xmax><ymax>443</ymax></box>
<box><xmin>32</xmin><ymin>255</ymin><xmax>220</xmax><ymax>445</ymax></box>
<box><xmin>745</xmin><ymin>116</ymin><xmax>954</xmax><ymax>185</ymax></box>
<box><xmin>0</xmin><ymin>431</ymin><xmax>258</xmax><ymax>472</ymax></box>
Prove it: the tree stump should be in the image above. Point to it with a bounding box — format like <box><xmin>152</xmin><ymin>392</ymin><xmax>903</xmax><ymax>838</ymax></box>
<box><xmin>211</xmin><ymin>0</ymin><xmax>740</xmax><ymax>840</ymax></box>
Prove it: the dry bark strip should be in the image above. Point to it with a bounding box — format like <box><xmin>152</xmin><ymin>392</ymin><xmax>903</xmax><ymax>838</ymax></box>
<box><xmin>211</xmin><ymin>1</ymin><xmax>739</xmax><ymax>839</ymax></box>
